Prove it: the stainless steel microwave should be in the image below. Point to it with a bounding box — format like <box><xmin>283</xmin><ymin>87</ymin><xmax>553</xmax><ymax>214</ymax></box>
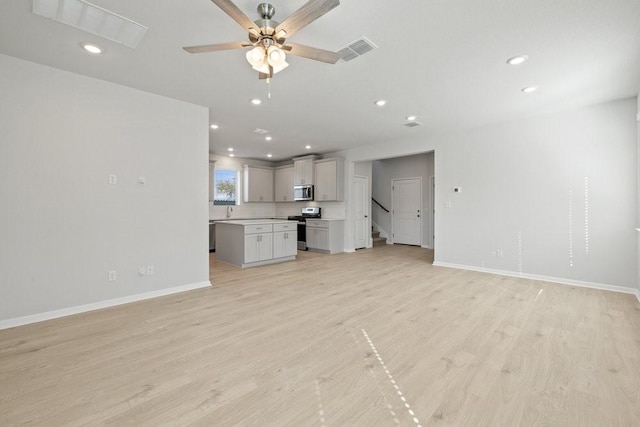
<box><xmin>293</xmin><ymin>185</ymin><xmax>314</xmax><ymax>201</ymax></box>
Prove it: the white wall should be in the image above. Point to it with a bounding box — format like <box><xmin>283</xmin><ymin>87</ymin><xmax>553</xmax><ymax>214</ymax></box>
<box><xmin>371</xmin><ymin>153</ymin><xmax>434</xmax><ymax>247</ymax></box>
<box><xmin>336</xmin><ymin>97</ymin><xmax>638</xmax><ymax>292</ymax></box>
<box><xmin>0</xmin><ymin>54</ymin><xmax>210</xmax><ymax>326</ymax></box>
<box><xmin>637</xmin><ymin>92</ymin><xmax>640</xmax><ymax>296</ymax></box>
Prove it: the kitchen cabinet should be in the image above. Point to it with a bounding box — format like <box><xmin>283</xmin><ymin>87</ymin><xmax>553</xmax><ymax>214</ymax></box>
<box><xmin>293</xmin><ymin>155</ymin><xmax>319</xmax><ymax>185</ymax></box>
<box><xmin>215</xmin><ymin>220</ymin><xmax>297</xmax><ymax>268</ymax></box>
<box><xmin>306</xmin><ymin>219</ymin><xmax>344</xmax><ymax>254</ymax></box>
<box><xmin>244</xmin><ymin>229</ymin><xmax>273</xmax><ymax>263</ymax></box>
<box><xmin>314</xmin><ymin>158</ymin><xmax>344</xmax><ymax>201</ymax></box>
<box><xmin>273</xmin><ymin>222</ymin><xmax>298</xmax><ymax>258</ymax></box>
<box><xmin>274</xmin><ymin>165</ymin><xmax>294</xmax><ymax>202</ymax></box>
<box><xmin>243</xmin><ymin>165</ymin><xmax>274</xmax><ymax>202</ymax></box>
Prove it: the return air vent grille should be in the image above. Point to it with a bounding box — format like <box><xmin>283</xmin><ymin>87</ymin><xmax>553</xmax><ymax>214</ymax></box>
<box><xmin>338</xmin><ymin>37</ymin><xmax>377</xmax><ymax>62</ymax></box>
<box><xmin>404</xmin><ymin>121</ymin><xmax>423</xmax><ymax>128</ymax></box>
<box><xmin>33</xmin><ymin>0</ymin><xmax>148</xmax><ymax>48</ymax></box>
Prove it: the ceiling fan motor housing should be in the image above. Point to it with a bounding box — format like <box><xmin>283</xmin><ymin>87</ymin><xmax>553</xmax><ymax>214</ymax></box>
<box><xmin>250</xmin><ymin>3</ymin><xmax>285</xmax><ymax>45</ymax></box>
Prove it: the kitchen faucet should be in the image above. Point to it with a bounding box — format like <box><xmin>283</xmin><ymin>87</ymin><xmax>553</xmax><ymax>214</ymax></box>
<box><xmin>226</xmin><ymin>205</ymin><xmax>233</xmax><ymax>218</ymax></box>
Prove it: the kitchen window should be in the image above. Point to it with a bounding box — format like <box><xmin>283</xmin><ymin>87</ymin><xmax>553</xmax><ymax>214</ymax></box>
<box><xmin>213</xmin><ymin>168</ymin><xmax>239</xmax><ymax>206</ymax></box>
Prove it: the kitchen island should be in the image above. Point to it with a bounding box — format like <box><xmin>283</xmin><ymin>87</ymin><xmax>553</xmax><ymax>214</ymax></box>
<box><xmin>215</xmin><ymin>219</ymin><xmax>298</xmax><ymax>268</ymax></box>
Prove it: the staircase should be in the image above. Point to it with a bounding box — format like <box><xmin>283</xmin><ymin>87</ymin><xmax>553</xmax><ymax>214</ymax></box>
<box><xmin>372</xmin><ymin>229</ymin><xmax>387</xmax><ymax>247</ymax></box>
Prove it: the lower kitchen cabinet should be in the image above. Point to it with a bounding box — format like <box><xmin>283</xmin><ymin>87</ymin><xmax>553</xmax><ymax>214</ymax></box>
<box><xmin>215</xmin><ymin>220</ymin><xmax>298</xmax><ymax>268</ymax></box>
<box><xmin>244</xmin><ymin>232</ymin><xmax>273</xmax><ymax>264</ymax></box>
<box><xmin>306</xmin><ymin>219</ymin><xmax>344</xmax><ymax>254</ymax></box>
<box><xmin>273</xmin><ymin>231</ymin><xmax>297</xmax><ymax>258</ymax></box>
<box><xmin>273</xmin><ymin>222</ymin><xmax>298</xmax><ymax>259</ymax></box>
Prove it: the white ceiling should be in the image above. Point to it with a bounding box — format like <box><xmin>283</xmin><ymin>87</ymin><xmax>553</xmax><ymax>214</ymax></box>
<box><xmin>1</xmin><ymin>0</ymin><xmax>640</xmax><ymax>161</ymax></box>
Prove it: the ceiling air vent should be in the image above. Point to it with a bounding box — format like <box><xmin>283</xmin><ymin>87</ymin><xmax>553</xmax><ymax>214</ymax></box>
<box><xmin>404</xmin><ymin>121</ymin><xmax>422</xmax><ymax>128</ymax></box>
<box><xmin>33</xmin><ymin>0</ymin><xmax>148</xmax><ymax>48</ymax></box>
<box><xmin>338</xmin><ymin>37</ymin><xmax>377</xmax><ymax>62</ymax></box>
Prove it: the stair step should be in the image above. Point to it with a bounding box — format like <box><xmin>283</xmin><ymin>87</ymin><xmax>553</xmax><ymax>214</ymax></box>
<box><xmin>372</xmin><ymin>236</ymin><xmax>387</xmax><ymax>246</ymax></box>
<box><xmin>372</xmin><ymin>231</ymin><xmax>380</xmax><ymax>239</ymax></box>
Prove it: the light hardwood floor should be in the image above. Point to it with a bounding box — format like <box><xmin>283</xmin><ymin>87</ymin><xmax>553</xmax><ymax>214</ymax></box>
<box><xmin>1</xmin><ymin>245</ymin><xmax>639</xmax><ymax>426</ymax></box>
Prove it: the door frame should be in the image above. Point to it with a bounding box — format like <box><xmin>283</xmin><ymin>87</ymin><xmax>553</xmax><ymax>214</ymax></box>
<box><xmin>391</xmin><ymin>177</ymin><xmax>423</xmax><ymax>246</ymax></box>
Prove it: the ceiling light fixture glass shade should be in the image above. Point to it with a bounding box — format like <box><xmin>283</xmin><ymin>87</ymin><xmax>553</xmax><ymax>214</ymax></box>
<box><xmin>267</xmin><ymin>46</ymin><xmax>288</xmax><ymax>73</ymax></box>
<box><xmin>246</xmin><ymin>46</ymin><xmax>269</xmax><ymax>73</ymax></box>
<box><xmin>245</xmin><ymin>45</ymin><xmax>288</xmax><ymax>75</ymax></box>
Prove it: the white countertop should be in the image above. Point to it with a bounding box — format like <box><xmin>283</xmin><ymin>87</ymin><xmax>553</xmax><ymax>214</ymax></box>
<box><xmin>215</xmin><ymin>219</ymin><xmax>297</xmax><ymax>226</ymax></box>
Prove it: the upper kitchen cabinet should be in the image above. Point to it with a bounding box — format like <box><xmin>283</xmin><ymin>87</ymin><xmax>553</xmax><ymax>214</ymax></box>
<box><xmin>293</xmin><ymin>155</ymin><xmax>319</xmax><ymax>185</ymax></box>
<box><xmin>274</xmin><ymin>165</ymin><xmax>294</xmax><ymax>202</ymax></box>
<box><xmin>314</xmin><ymin>158</ymin><xmax>344</xmax><ymax>201</ymax></box>
<box><xmin>243</xmin><ymin>165</ymin><xmax>274</xmax><ymax>202</ymax></box>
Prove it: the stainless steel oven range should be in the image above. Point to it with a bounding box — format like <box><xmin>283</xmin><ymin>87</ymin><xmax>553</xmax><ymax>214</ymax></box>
<box><xmin>287</xmin><ymin>207</ymin><xmax>321</xmax><ymax>250</ymax></box>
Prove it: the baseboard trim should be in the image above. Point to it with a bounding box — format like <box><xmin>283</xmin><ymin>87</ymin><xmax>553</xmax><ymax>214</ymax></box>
<box><xmin>0</xmin><ymin>281</ymin><xmax>212</xmax><ymax>330</ymax></box>
<box><xmin>432</xmin><ymin>261</ymin><xmax>638</xmax><ymax>297</ymax></box>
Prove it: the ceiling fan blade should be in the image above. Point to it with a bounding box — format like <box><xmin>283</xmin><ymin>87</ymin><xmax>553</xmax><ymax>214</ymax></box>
<box><xmin>210</xmin><ymin>0</ymin><xmax>257</xmax><ymax>32</ymax></box>
<box><xmin>276</xmin><ymin>0</ymin><xmax>340</xmax><ymax>39</ymax></box>
<box><xmin>285</xmin><ymin>42</ymin><xmax>341</xmax><ymax>64</ymax></box>
<box><xmin>183</xmin><ymin>41</ymin><xmax>250</xmax><ymax>54</ymax></box>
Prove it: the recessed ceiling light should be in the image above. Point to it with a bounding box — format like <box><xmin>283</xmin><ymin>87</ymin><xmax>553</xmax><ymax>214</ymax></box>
<box><xmin>81</xmin><ymin>43</ymin><xmax>103</xmax><ymax>54</ymax></box>
<box><xmin>227</xmin><ymin>147</ymin><xmax>234</xmax><ymax>152</ymax></box>
<box><xmin>507</xmin><ymin>55</ymin><xmax>529</xmax><ymax>65</ymax></box>
<box><xmin>210</xmin><ymin>124</ymin><xmax>219</xmax><ymax>130</ymax></box>
<box><xmin>229</xmin><ymin>153</ymin><xmax>235</xmax><ymax>157</ymax></box>
<box><xmin>305</xmin><ymin>145</ymin><xmax>311</xmax><ymax>150</ymax></box>
<box><xmin>267</xmin><ymin>154</ymin><xmax>273</xmax><ymax>158</ymax></box>
<box><xmin>375</xmin><ymin>99</ymin><xmax>387</xmax><ymax>107</ymax></box>
<box><xmin>265</xmin><ymin>136</ymin><xmax>272</xmax><ymax>141</ymax></box>
<box><xmin>250</xmin><ymin>98</ymin><xmax>262</xmax><ymax>105</ymax></box>
<box><xmin>406</xmin><ymin>115</ymin><xmax>417</xmax><ymax>121</ymax></box>
<box><xmin>521</xmin><ymin>86</ymin><xmax>538</xmax><ymax>93</ymax></box>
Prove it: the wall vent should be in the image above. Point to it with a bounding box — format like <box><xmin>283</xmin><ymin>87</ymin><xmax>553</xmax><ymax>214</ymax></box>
<box><xmin>338</xmin><ymin>37</ymin><xmax>378</xmax><ymax>62</ymax></box>
<box><xmin>404</xmin><ymin>121</ymin><xmax>422</xmax><ymax>128</ymax></box>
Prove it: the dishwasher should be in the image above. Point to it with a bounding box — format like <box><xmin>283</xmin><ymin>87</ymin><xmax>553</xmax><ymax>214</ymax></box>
<box><xmin>209</xmin><ymin>221</ymin><xmax>215</xmax><ymax>252</ymax></box>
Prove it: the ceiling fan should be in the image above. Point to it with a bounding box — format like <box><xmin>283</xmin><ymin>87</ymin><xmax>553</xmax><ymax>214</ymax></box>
<box><xmin>183</xmin><ymin>0</ymin><xmax>342</xmax><ymax>79</ymax></box>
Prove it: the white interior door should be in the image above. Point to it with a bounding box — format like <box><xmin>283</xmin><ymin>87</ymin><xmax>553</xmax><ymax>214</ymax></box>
<box><xmin>354</xmin><ymin>175</ymin><xmax>369</xmax><ymax>249</ymax></box>
<box><xmin>392</xmin><ymin>178</ymin><xmax>422</xmax><ymax>245</ymax></box>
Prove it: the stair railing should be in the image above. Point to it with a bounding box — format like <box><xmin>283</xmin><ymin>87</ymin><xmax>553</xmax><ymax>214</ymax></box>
<box><xmin>372</xmin><ymin>198</ymin><xmax>390</xmax><ymax>213</ymax></box>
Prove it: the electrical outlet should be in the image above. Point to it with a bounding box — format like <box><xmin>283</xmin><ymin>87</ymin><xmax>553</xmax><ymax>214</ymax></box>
<box><xmin>146</xmin><ymin>265</ymin><xmax>154</xmax><ymax>276</ymax></box>
<box><xmin>108</xmin><ymin>174</ymin><xmax>117</xmax><ymax>185</ymax></box>
<box><xmin>108</xmin><ymin>270</ymin><xmax>117</xmax><ymax>281</ymax></box>
<box><xmin>497</xmin><ymin>249</ymin><xmax>503</xmax><ymax>258</ymax></box>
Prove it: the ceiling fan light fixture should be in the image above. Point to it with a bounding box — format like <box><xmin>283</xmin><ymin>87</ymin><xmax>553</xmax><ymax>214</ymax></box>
<box><xmin>266</xmin><ymin>46</ymin><xmax>288</xmax><ymax>73</ymax></box>
<box><xmin>246</xmin><ymin>46</ymin><xmax>266</xmax><ymax>67</ymax></box>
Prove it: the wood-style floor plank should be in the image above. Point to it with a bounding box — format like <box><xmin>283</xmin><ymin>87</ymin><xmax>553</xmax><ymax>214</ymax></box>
<box><xmin>1</xmin><ymin>245</ymin><xmax>639</xmax><ymax>425</ymax></box>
